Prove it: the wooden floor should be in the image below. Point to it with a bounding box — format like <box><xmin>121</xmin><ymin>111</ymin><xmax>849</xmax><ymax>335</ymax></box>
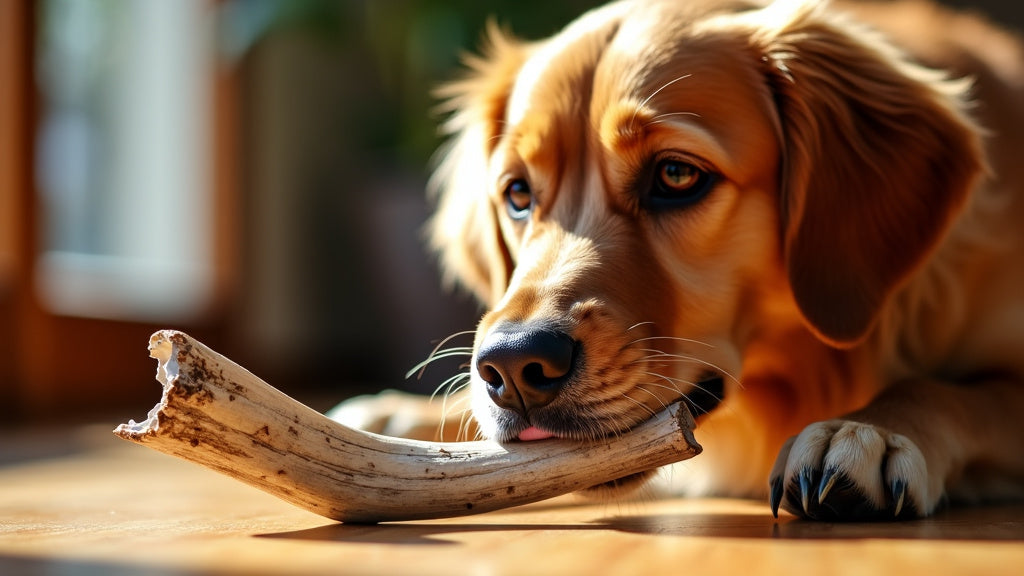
<box><xmin>1</xmin><ymin>423</ymin><xmax>1022</xmax><ymax>576</ymax></box>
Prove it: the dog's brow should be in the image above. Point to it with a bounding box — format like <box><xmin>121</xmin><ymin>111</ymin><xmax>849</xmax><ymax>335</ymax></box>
<box><xmin>513</xmin><ymin>127</ymin><xmax>547</xmax><ymax>167</ymax></box>
<box><xmin>632</xmin><ymin>74</ymin><xmax>693</xmax><ymax>127</ymax></box>
<box><xmin>603</xmin><ymin>107</ymin><xmax>729</xmax><ymax>172</ymax></box>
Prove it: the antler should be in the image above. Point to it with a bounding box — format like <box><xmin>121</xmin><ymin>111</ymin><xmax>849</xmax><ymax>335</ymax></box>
<box><xmin>114</xmin><ymin>330</ymin><xmax>701</xmax><ymax>523</ymax></box>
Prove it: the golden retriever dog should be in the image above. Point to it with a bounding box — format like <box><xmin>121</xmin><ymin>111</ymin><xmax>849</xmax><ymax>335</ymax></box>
<box><xmin>337</xmin><ymin>0</ymin><xmax>1024</xmax><ymax>520</ymax></box>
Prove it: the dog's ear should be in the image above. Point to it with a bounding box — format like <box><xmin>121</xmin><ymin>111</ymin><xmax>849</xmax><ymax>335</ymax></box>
<box><xmin>429</xmin><ymin>23</ymin><xmax>527</xmax><ymax>307</ymax></box>
<box><xmin>752</xmin><ymin>1</ymin><xmax>984</xmax><ymax>347</ymax></box>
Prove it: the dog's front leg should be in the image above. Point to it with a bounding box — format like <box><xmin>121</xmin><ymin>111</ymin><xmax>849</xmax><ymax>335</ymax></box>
<box><xmin>769</xmin><ymin>378</ymin><xmax>1024</xmax><ymax>520</ymax></box>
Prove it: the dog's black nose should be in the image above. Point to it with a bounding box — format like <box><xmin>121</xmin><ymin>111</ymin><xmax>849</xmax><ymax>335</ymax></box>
<box><xmin>475</xmin><ymin>323</ymin><xmax>577</xmax><ymax>416</ymax></box>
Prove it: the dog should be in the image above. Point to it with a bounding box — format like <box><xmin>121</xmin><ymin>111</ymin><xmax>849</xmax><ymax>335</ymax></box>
<box><xmin>335</xmin><ymin>0</ymin><xmax>1024</xmax><ymax>520</ymax></box>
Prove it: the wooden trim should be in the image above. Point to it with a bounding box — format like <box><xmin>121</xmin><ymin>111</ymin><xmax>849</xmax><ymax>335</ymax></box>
<box><xmin>0</xmin><ymin>2</ymin><xmax>25</xmax><ymax>286</ymax></box>
<box><xmin>0</xmin><ymin>0</ymin><xmax>35</xmax><ymax>418</ymax></box>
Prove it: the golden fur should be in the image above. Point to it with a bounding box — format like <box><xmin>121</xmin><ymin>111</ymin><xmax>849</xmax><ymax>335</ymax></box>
<box><xmin>342</xmin><ymin>0</ymin><xmax>1024</xmax><ymax>520</ymax></box>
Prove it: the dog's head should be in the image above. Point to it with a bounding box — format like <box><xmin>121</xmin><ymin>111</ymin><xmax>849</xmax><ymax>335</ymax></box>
<box><xmin>430</xmin><ymin>0</ymin><xmax>981</xmax><ymax>471</ymax></box>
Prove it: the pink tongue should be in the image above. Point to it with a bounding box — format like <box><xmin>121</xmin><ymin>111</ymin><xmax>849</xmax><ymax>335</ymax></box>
<box><xmin>519</xmin><ymin>426</ymin><xmax>556</xmax><ymax>441</ymax></box>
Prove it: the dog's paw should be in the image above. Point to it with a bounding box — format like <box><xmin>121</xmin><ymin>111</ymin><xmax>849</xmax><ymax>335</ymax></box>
<box><xmin>769</xmin><ymin>420</ymin><xmax>935</xmax><ymax>520</ymax></box>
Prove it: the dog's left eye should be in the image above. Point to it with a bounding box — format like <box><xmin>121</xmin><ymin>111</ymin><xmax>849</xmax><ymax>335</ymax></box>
<box><xmin>648</xmin><ymin>159</ymin><xmax>716</xmax><ymax>210</ymax></box>
<box><xmin>504</xmin><ymin>178</ymin><xmax>534</xmax><ymax>220</ymax></box>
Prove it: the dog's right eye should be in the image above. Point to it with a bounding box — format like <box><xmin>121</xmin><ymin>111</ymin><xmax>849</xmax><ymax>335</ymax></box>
<box><xmin>645</xmin><ymin>158</ymin><xmax>717</xmax><ymax>211</ymax></box>
<box><xmin>504</xmin><ymin>178</ymin><xmax>534</xmax><ymax>220</ymax></box>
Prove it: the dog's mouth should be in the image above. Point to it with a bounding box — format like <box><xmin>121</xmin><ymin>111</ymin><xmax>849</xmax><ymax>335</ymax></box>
<box><xmin>516</xmin><ymin>368</ymin><xmax>724</xmax><ymax>436</ymax></box>
<box><xmin>508</xmin><ymin>373</ymin><xmax>724</xmax><ymax>496</ymax></box>
<box><xmin>512</xmin><ymin>373</ymin><xmax>725</xmax><ymax>443</ymax></box>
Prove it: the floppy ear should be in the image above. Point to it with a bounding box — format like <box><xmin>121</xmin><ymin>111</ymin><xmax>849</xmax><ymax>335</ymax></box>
<box><xmin>754</xmin><ymin>1</ymin><xmax>984</xmax><ymax>347</ymax></box>
<box><xmin>428</xmin><ymin>23</ymin><xmax>527</xmax><ymax>307</ymax></box>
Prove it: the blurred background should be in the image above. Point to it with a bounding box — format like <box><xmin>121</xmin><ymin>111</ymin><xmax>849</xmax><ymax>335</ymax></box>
<box><xmin>1</xmin><ymin>0</ymin><xmax>1022</xmax><ymax>427</ymax></box>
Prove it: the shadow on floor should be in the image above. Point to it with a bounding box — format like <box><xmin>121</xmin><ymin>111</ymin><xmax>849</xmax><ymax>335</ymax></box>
<box><xmin>257</xmin><ymin>502</ymin><xmax>1024</xmax><ymax>544</ymax></box>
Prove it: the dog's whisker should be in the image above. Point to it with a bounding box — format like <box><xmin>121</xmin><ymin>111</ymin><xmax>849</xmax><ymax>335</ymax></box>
<box><xmin>429</xmin><ymin>372</ymin><xmax>472</xmax><ymax>404</ymax></box>
<box><xmin>620</xmin><ymin>332</ymin><xmax>741</xmax><ymax>386</ymax></box>
<box><xmin>632</xmin><ymin>350</ymin><xmax>708</xmax><ymax>363</ymax></box>
<box><xmin>406</xmin><ymin>330</ymin><xmax>477</xmax><ymax>380</ymax></box>
<box><xmin>646</xmin><ymin>376</ymin><xmax>725</xmax><ymax>403</ymax></box>
<box><xmin>452</xmin><ymin>407</ymin><xmax>478</xmax><ymax>442</ymax></box>
<box><xmin>635</xmin><ymin>386</ymin><xmax>672</xmax><ymax>411</ymax></box>
<box><xmin>642</xmin><ymin>368</ymin><xmax>690</xmax><ymax>384</ymax></box>
<box><xmin>619</xmin><ymin>393</ymin><xmax>659</xmax><ymax>420</ymax></box>
<box><xmin>581</xmin><ymin>408</ymin><xmax>627</xmax><ymax>442</ymax></box>
<box><xmin>428</xmin><ymin>329</ymin><xmax>477</xmax><ymax>351</ymax></box>
<box><xmin>602</xmin><ymin>413</ymin><xmax>628</xmax><ymax>441</ymax></box>
<box><xmin>434</xmin><ymin>376</ymin><xmax>473</xmax><ymax>442</ymax></box>
<box><xmin>444</xmin><ymin>394</ymin><xmax>472</xmax><ymax>417</ymax></box>
<box><xmin>626</xmin><ymin>335</ymin><xmax>715</xmax><ymax>348</ymax></box>
<box><xmin>436</xmin><ymin>376</ymin><xmax>476</xmax><ymax>442</ymax></box>
<box><xmin>640</xmin><ymin>373</ymin><xmax>688</xmax><ymax>393</ymax></box>
<box><xmin>431</xmin><ymin>371</ymin><xmax>470</xmax><ymax>423</ymax></box>
<box><xmin>630</xmin><ymin>348</ymin><xmax>741</xmax><ymax>387</ymax></box>
<box><xmin>464</xmin><ymin>408</ymin><xmax>485</xmax><ymax>442</ymax></box>
<box><xmin>438</xmin><ymin>405</ymin><xmax>472</xmax><ymax>443</ymax></box>
<box><xmin>444</xmin><ymin>383</ymin><xmax>472</xmax><ymax>404</ymax></box>
<box><xmin>406</xmin><ymin>347</ymin><xmax>474</xmax><ymax>380</ymax></box>
<box><xmin>562</xmin><ymin>394</ymin><xmax>629</xmax><ymax>441</ymax></box>
<box><xmin>628</xmin><ymin>349</ymin><xmax>709</xmax><ymax>366</ymax></box>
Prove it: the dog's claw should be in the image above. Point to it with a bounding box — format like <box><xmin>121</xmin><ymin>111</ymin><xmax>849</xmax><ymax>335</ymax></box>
<box><xmin>892</xmin><ymin>479</ymin><xmax>907</xmax><ymax>517</ymax></box>
<box><xmin>817</xmin><ymin>467</ymin><xmax>837</xmax><ymax>504</ymax></box>
<box><xmin>798</xmin><ymin>468</ymin><xmax>814</xmax><ymax>515</ymax></box>
<box><xmin>769</xmin><ymin>475</ymin><xmax>783</xmax><ymax>518</ymax></box>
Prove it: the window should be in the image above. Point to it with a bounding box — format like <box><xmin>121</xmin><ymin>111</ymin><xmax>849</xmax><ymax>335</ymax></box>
<box><xmin>35</xmin><ymin>0</ymin><xmax>215</xmax><ymax>322</ymax></box>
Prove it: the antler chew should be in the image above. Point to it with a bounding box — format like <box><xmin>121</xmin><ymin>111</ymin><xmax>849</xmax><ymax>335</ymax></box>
<box><xmin>114</xmin><ymin>330</ymin><xmax>702</xmax><ymax>523</ymax></box>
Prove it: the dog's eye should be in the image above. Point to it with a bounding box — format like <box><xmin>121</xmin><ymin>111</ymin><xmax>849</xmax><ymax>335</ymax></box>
<box><xmin>648</xmin><ymin>159</ymin><xmax>715</xmax><ymax>210</ymax></box>
<box><xmin>504</xmin><ymin>178</ymin><xmax>533</xmax><ymax>220</ymax></box>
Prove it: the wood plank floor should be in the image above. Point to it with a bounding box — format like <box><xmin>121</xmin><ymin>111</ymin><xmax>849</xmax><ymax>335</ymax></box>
<box><xmin>1</xmin><ymin>424</ymin><xmax>1022</xmax><ymax>575</ymax></box>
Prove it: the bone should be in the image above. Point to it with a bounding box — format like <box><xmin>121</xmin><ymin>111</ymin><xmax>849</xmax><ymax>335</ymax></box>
<box><xmin>113</xmin><ymin>330</ymin><xmax>702</xmax><ymax>523</ymax></box>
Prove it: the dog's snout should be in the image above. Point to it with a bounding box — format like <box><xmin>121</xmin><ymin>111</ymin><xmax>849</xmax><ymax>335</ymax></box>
<box><xmin>476</xmin><ymin>323</ymin><xmax>577</xmax><ymax>416</ymax></box>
